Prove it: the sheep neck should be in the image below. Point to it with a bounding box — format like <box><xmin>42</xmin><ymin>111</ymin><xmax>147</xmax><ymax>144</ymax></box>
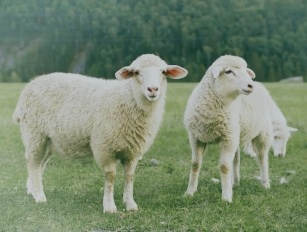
<box><xmin>206</xmin><ymin>79</ymin><xmax>241</xmax><ymax>109</ymax></box>
<box><xmin>111</xmin><ymin>79</ymin><xmax>166</xmax><ymax>157</ymax></box>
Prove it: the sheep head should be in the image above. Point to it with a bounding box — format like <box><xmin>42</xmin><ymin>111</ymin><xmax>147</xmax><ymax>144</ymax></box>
<box><xmin>115</xmin><ymin>54</ymin><xmax>188</xmax><ymax>102</ymax></box>
<box><xmin>211</xmin><ymin>55</ymin><xmax>255</xmax><ymax>97</ymax></box>
<box><xmin>272</xmin><ymin>126</ymin><xmax>297</xmax><ymax>157</ymax></box>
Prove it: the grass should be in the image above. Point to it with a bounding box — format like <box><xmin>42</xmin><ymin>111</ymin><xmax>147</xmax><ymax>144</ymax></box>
<box><xmin>0</xmin><ymin>82</ymin><xmax>306</xmax><ymax>231</ymax></box>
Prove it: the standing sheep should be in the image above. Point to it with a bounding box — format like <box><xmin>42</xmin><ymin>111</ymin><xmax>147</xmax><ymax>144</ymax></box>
<box><xmin>184</xmin><ymin>55</ymin><xmax>273</xmax><ymax>203</ymax></box>
<box><xmin>13</xmin><ymin>54</ymin><xmax>188</xmax><ymax>213</ymax></box>
<box><xmin>243</xmin><ymin>86</ymin><xmax>297</xmax><ymax>158</ymax></box>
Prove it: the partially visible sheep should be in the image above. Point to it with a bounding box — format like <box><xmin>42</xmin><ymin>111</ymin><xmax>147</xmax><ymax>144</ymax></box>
<box><xmin>243</xmin><ymin>86</ymin><xmax>297</xmax><ymax>157</ymax></box>
<box><xmin>13</xmin><ymin>54</ymin><xmax>188</xmax><ymax>213</ymax></box>
<box><xmin>184</xmin><ymin>55</ymin><xmax>273</xmax><ymax>203</ymax></box>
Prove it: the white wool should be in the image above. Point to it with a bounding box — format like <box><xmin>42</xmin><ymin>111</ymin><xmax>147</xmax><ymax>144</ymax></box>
<box><xmin>184</xmin><ymin>55</ymin><xmax>272</xmax><ymax>203</ymax></box>
<box><xmin>13</xmin><ymin>54</ymin><xmax>188</xmax><ymax>213</ymax></box>
<box><xmin>243</xmin><ymin>82</ymin><xmax>297</xmax><ymax>158</ymax></box>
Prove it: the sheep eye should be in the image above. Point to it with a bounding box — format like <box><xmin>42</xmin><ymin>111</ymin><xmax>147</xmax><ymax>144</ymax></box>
<box><xmin>162</xmin><ymin>70</ymin><xmax>167</xmax><ymax>75</ymax></box>
<box><xmin>134</xmin><ymin>70</ymin><xmax>139</xmax><ymax>76</ymax></box>
<box><xmin>225</xmin><ymin>70</ymin><xmax>233</xmax><ymax>75</ymax></box>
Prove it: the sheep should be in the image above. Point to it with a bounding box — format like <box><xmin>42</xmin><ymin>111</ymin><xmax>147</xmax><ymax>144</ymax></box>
<box><xmin>13</xmin><ymin>54</ymin><xmax>188</xmax><ymax>213</ymax></box>
<box><xmin>243</xmin><ymin>87</ymin><xmax>297</xmax><ymax>157</ymax></box>
<box><xmin>184</xmin><ymin>55</ymin><xmax>273</xmax><ymax>203</ymax></box>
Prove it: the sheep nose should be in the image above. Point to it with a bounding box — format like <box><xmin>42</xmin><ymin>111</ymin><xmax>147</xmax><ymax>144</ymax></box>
<box><xmin>147</xmin><ymin>87</ymin><xmax>159</xmax><ymax>94</ymax></box>
<box><xmin>247</xmin><ymin>84</ymin><xmax>253</xmax><ymax>89</ymax></box>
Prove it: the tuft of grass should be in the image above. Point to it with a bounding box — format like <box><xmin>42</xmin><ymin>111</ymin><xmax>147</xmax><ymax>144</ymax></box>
<box><xmin>0</xmin><ymin>82</ymin><xmax>306</xmax><ymax>231</ymax></box>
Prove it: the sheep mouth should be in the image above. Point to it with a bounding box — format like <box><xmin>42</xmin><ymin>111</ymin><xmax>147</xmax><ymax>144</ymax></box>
<box><xmin>146</xmin><ymin>95</ymin><xmax>159</xmax><ymax>101</ymax></box>
<box><xmin>241</xmin><ymin>89</ymin><xmax>253</xmax><ymax>95</ymax></box>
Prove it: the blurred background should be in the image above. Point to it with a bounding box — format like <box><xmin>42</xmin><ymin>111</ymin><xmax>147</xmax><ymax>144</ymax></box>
<box><xmin>0</xmin><ymin>0</ymin><xmax>306</xmax><ymax>82</ymax></box>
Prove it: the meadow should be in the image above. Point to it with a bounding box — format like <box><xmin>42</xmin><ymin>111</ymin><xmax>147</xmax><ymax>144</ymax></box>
<box><xmin>0</xmin><ymin>82</ymin><xmax>306</xmax><ymax>231</ymax></box>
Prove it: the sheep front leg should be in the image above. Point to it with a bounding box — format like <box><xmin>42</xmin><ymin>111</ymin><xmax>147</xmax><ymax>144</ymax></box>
<box><xmin>185</xmin><ymin>135</ymin><xmax>207</xmax><ymax>197</ymax></box>
<box><xmin>257</xmin><ymin>151</ymin><xmax>270</xmax><ymax>189</ymax></box>
<box><xmin>123</xmin><ymin>158</ymin><xmax>139</xmax><ymax>211</ymax></box>
<box><xmin>253</xmin><ymin>139</ymin><xmax>270</xmax><ymax>189</ymax></box>
<box><xmin>103</xmin><ymin>164</ymin><xmax>117</xmax><ymax>213</ymax></box>
<box><xmin>219</xmin><ymin>143</ymin><xmax>238</xmax><ymax>203</ymax></box>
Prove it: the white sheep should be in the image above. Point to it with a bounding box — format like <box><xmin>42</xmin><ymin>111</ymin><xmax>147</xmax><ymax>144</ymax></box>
<box><xmin>184</xmin><ymin>55</ymin><xmax>273</xmax><ymax>203</ymax></box>
<box><xmin>243</xmin><ymin>87</ymin><xmax>297</xmax><ymax>157</ymax></box>
<box><xmin>13</xmin><ymin>54</ymin><xmax>188</xmax><ymax>213</ymax></box>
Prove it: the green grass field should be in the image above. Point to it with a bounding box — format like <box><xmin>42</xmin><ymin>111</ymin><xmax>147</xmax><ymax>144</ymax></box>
<box><xmin>0</xmin><ymin>82</ymin><xmax>306</xmax><ymax>231</ymax></box>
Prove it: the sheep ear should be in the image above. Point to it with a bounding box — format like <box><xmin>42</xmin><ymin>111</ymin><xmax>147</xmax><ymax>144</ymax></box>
<box><xmin>115</xmin><ymin>66</ymin><xmax>134</xmax><ymax>80</ymax></box>
<box><xmin>212</xmin><ymin>66</ymin><xmax>223</xmax><ymax>78</ymax></box>
<box><xmin>288</xmin><ymin>127</ymin><xmax>298</xmax><ymax>133</ymax></box>
<box><xmin>247</xmin><ymin>68</ymin><xmax>256</xmax><ymax>79</ymax></box>
<box><xmin>165</xmin><ymin>65</ymin><xmax>188</xmax><ymax>79</ymax></box>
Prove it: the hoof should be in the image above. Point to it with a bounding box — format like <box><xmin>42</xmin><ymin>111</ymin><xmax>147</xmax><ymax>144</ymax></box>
<box><xmin>125</xmin><ymin>201</ymin><xmax>138</xmax><ymax>212</ymax></box>
<box><xmin>33</xmin><ymin>192</ymin><xmax>47</xmax><ymax>203</ymax></box>
<box><xmin>103</xmin><ymin>202</ymin><xmax>117</xmax><ymax>213</ymax></box>
<box><xmin>184</xmin><ymin>190</ymin><xmax>195</xmax><ymax>197</ymax></box>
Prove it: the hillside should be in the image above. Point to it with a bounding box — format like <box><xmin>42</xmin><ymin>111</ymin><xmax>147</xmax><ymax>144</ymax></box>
<box><xmin>0</xmin><ymin>0</ymin><xmax>306</xmax><ymax>82</ymax></box>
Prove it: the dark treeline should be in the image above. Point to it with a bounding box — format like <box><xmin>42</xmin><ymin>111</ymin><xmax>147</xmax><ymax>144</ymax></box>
<box><xmin>0</xmin><ymin>0</ymin><xmax>306</xmax><ymax>82</ymax></box>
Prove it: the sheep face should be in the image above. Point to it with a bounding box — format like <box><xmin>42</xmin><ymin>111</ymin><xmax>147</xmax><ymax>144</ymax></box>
<box><xmin>272</xmin><ymin>134</ymin><xmax>288</xmax><ymax>157</ymax></box>
<box><xmin>116</xmin><ymin>61</ymin><xmax>188</xmax><ymax>102</ymax></box>
<box><xmin>272</xmin><ymin>127</ymin><xmax>297</xmax><ymax>157</ymax></box>
<box><xmin>212</xmin><ymin>66</ymin><xmax>255</xmax><ymax>97</ymax></box>
<box><xmin>136</xmin><ymin>66</ymin><xmax>166</xmax><ymax>102</ymax></box>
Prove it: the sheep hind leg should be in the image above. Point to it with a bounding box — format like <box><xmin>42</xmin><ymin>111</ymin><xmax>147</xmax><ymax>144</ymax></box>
<box><xmin>184</xmin><ymin>136</ymin><xmax>207</xmax><ymax>197</ymax></box>
<box><xmin>25</xmin><ymin>137</ymin><xmax>50</xmax><ymax>203</ymax></box>
<box><xmin>232</xmin><ymin>148</ymin><xmax>240</xmax><ymax>186</ymax></box>
<box><xmin>123</xmin><ymin>158</ymin><xmax>139</xmax><ymax>211</ymax></box>
<box><xmin>41</xmin><ymin>145</ymin><xmax>53</xmax><ymax>174</ymax></box>
<box><xmin>252</xmin><ymin>136</ymin><xmax>270</xmax><ymax>189</ymax></box>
